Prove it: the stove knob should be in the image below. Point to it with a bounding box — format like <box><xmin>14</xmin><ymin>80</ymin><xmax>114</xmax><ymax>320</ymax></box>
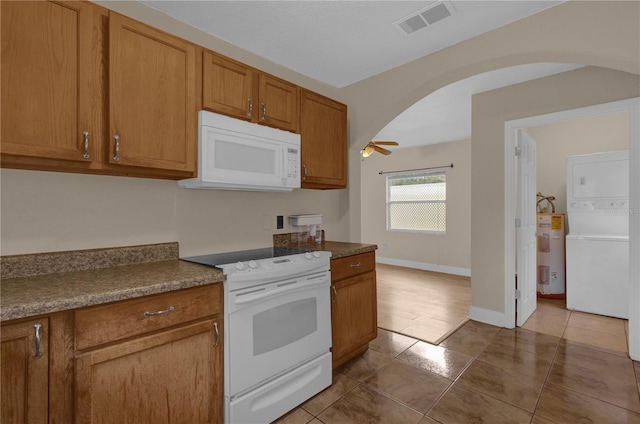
<box><xmin>235</xmin><ymin>261</ymin><xmax>245</xmax><ymax>270</ymax></box>
<box><xmin>313</xmin><ymin>251</ymin><xmax>321</xmax><ymax>258</ymax></box>
<box><xmin>304</xmin><ymin>252</ymin><xmax>313</xmax><ymax>260</ymax></box>
<box><xmin>248</xmin><ymin>260</ymin><xmax>258</xmax><ymax>269</ymax></box>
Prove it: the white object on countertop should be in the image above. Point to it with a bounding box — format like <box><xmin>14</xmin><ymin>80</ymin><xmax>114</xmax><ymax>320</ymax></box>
<box><xmin>289</xmin><ymin>214</ymin><xmax>322</xmax><ymax>226</ymax></box>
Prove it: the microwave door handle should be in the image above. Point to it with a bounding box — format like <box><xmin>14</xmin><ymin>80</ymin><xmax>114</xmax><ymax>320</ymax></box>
<box><xmin>282</xmin><ymin>146</ymin><xmax>286</xmax><ymax>179</ymax></box>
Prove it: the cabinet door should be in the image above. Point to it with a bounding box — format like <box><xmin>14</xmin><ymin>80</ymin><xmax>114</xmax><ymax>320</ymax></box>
<box><xmin>109</xmin><ymin>12</ymin><xmax>196</xmax><ymax>173</ymax></box>
<box><xmin>299</xmin><ymin>90</ymin><xmax>347</xmax><ymax>189</ymax></box>
<box><xmin>331</xmin><ymin>271</ymin><xmax>377</xmax><ymax>365</ymax></box>
<box><xmin>257</xmin><ymin>73</ymin><xmax>299</xmax><ymax>133</ymax></box>
<box><xmin>75</xmin><ymin>319</ymin><xmax>222</xmax><ymax>424</ymax></box>
<box><xmin>1</xmin><ymin>318</ymin><xmax>49</xmax><ymax>424</ymax></box>
<box><xmin>202</xmin><ymin>51</ymin><xmax>254</xmax><ymax>121</ymax></box>
<box><xmin>1</xmin><ymin>1</ymin><xmax>97</xmax><ymax>163</ymax></box>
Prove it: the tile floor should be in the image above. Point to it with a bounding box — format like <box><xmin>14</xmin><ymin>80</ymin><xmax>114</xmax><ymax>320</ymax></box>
<box><xmin>376</xmin><ymin>264</ymin><xmax>471</xmax><ymax>344</ymax></box>
<box><xmin>274</xmin><ymin>319</ymin><xmax>639</xmax><ymax>424</ymax></box>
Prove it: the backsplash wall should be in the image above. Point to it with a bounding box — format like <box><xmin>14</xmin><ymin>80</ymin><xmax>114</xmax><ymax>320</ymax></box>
<box><xmin>0</xmin><ymin>169</ymin><xmax>350</xmax><ymax>257</ymax></box>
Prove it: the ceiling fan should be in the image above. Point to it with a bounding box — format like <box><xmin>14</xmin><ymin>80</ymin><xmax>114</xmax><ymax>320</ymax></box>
<box><xmin>361</xmin><ymin>141</ymin><xmax>399</xmax><ymax>159</ymax></box>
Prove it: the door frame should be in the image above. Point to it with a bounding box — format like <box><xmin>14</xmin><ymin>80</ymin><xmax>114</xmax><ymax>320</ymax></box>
<box><xmin>503</xmin><ymin>97</ymin><xmax>639</xmax><ymax>360</ymax></box>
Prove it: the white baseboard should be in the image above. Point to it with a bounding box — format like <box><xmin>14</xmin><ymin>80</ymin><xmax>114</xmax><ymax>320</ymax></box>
<box><xmin>376</xmin><ymin>256</ymin><xmax>471</xmax><ymax>277</ymax></box>
<box><xmin>468</xmin><ymin>306</ymin><xmax>509</xmax><ymax>328</ymax></box>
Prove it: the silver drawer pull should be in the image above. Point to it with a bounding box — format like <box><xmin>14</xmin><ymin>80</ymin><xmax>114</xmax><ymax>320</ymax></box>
<box><xmin>113</xmin><ymin>135</ymin><xmax>120</xmax><ymax>161</ymax></box>
<box><xmin>261</xmin><ymin>102</ymin><xmax>266</xmax><ymax>120</ymax></box>
<box><xmin>82</xmin><ymin>131</ymin><xmax>90</xmax><ymax>159</ymax></box>
<box><xmin>143</xmin><ymin>306</ymin><xmax>175</xmax><ymax>317</ymax></box>
<box><xmin>331</xmin><ymin>286</ymin><xmax>337</xmax><ymax>303</ymax></box>
<box><xmin>350</xmin><ymin>262</ymin><xmax>361</xmax><ymax>268</ymax></box>
<box><xmin>34</xmin><ymin>323</ymin><xmax>42</xmax><ymax>358</ymax></box>
<box><xmin>248</xmin><ymin>98</ymin><xmax>253</xmax><ymax>118</ymax></box>
<box><xmin>213</xmin><ymin>322</ymin><xmax>220</xmax><ymax>347</ymax></box>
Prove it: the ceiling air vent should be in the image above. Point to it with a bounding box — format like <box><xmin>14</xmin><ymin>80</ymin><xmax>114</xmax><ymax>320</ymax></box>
<box><xmin>394</xmin><ymin>1</ymin><xmax>456</xmax><ymax>36</ymax></box>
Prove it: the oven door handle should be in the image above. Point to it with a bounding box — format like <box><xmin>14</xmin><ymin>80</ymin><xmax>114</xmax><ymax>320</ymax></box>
<box><xmin>234</xmin><ymin>279</ymin><xmax>328</xmax><ymax>305</ymax></box>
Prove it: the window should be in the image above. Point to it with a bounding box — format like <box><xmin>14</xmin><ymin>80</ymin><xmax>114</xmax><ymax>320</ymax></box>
<box><xmin>386</xmin><ymin>172</ymin><xmax>446</xmax><ymax>233</ymax></box>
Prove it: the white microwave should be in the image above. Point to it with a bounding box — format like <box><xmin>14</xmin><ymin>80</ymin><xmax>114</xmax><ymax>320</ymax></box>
<box><xmin>178</xmin><ymin>111</ymin><xmax>301</xmax><ymax>192</ymax></box>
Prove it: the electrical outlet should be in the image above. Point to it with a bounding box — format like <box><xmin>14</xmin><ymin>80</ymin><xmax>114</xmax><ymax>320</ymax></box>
<box><xmin>276</xmin><ymin>215</ymin><xmax>284</xmax><ymax>230</ymax></box>
<box><xmin>465</xmin><ymin>254</ymin><xmax>471</xmax><ymax>262</ymax></box>
<box><xmin>382</xmin><ymin>243</ymin><xmax>388</xmax><ymax>250</ymax></box>
<box><xmin>443</xmin><ymin>250</ymin><xmax>449</xmax><ymax>259</ymax></box>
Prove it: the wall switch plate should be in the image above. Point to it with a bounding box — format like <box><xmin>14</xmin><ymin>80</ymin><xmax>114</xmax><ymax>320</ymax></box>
<box><xmin>276</xmin><ymin>215</ymin><xmax>284</xmax><ymax>230</ymax></box>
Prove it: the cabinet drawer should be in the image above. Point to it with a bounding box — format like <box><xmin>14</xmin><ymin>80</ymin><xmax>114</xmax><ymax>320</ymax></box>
<box><xmin>75</xmin><ymin>284</ymin><xmax>222</xmax><ymax>350</ymax></box>
<box><xmin>331</xmin><ymin>252</ymin><xmax>375</xmax><ymax>282</ymax></box>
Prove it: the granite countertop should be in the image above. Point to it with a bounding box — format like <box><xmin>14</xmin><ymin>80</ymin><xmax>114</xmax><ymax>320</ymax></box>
<box><xmin>1</xmin><ymin>239</ymin><xmax>375</xmax><ymax>322</ymax></box>
<box><xmin>306</xmin><ymin>241</ymin><xmax>377</xmax><ymax>259</ymax></box>
<box><xmin>1</xmin><ymin>243</ymin><xmax>223</xmax><ymax>322</ymax></box>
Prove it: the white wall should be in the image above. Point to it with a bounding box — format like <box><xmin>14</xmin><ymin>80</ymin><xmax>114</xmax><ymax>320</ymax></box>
<box><xmin>0</xmin><ymin>169</ymin><xmax>350</xmax><ymax>256</ymax></box>
<box><xmin>528</xmin><ymin>112</ymin><xmax>629</xmax><ymax>215</ymax></box>
<box><xmin>360</xmin><ymin>140</ymin><xmax>470</xmax><ymax>274</ymax></box>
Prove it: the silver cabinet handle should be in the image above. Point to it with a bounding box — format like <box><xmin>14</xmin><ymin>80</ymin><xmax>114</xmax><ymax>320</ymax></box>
<box><xmin>143</xmin><ymin>306</ymin><xmax>174</xmax><ymax>317</ymax></box>
<box><xmin>82</xmin><ymin>131</ymin><xmax>90</xmax><ymax>159</ymax></box>
<box><xmin>113</xmin><ymin>135</ymin><xmax>120</xmax><ymax>161</ymax></box>
<box><xmin>350</xmin><ymin>262</ymin><xmax>361</xmax><ymax>268</ymax></box>
<box><xmin>331</xmin><ymin>286</ymin><xmax>337</xmax><ymax>303</ymax></box>
<box><xmin>261</xmin><ymin>102</ymin><xmax>266</xmax><ymax>120</ymax></box>
<box><xmin>34</xmin><ymin>323</ymin><xmax>42</xmax><ymax>358</ymax></box>
<box><xmin>213</xmin><ymin>322</ymin><xmax>220</xmax><ymax>347</ymax></box>
<box><xmin>302</xmin><ymin>164</ymin><xmax>307</xmax><ymax>180</ymax></box>
<box><xmin>248</xmin><ymin>98</ymin><xmax>253</xmax><ymax>118</ymax></box>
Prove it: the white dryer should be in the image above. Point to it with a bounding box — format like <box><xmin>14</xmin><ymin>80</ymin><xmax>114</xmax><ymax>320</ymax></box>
<box><xmin>565</xmin><ymin>150</ymin><xmax>629</xmax><ymax>319</ymax></box>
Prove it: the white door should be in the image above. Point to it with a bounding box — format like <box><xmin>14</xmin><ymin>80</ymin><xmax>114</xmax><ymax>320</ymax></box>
<box><xmin>516</xmin><ymin>129</ymin><xmax>537</xmax><ymax>326</ymax></box>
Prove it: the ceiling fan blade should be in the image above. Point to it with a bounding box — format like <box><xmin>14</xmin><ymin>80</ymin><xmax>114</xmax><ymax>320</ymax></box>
<box><xmin>372</xmin><ymin>145</ymin><xmax>392</xmax><ymax>155</ymax></box>
<box><xmin>372</xmin><ymin>141</ymin><xmax>399</xmax><ymax>146</ymax></box>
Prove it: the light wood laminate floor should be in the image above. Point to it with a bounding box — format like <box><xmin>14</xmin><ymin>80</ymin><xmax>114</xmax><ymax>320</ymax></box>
<box><xmin>376</xmin><ymin>263</ymin><xmax>471</xmax><ymax>344</ymax></box>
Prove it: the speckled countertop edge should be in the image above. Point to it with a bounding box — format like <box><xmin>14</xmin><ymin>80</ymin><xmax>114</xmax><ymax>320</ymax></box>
<box><xmin>1</xmin><ymin>240</ymin><xmax>374</xmax><ymax>322</ymax></box>
<box><xmin>1</xmin><ymin>260</ymin><xmax>223</xmax><ymax>321</ymax></box>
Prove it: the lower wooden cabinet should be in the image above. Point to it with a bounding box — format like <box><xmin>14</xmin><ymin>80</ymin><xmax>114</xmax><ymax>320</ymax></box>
<box><xmin>330</xmin><ymin>252</ymin><xmax>378</xmax><ymax>368</ymax></box>
<box><xmin>75</xmin><ymin>319</ymin><xmax>222</xmax><ymax>424</ymax></box>
<box><xmin>0</xmin><ymin>284</ymin><xmax>223</xmax><ymax>424</ymax></box>
<box><xmin>1</xmin><ymin>318</ymin><xmax>49</xmax><ymax>424</ymax></box>
<box><xmin>74</xmin><ymin>284</ymin><xmax>223</xmax><ymax>424</ymax></box>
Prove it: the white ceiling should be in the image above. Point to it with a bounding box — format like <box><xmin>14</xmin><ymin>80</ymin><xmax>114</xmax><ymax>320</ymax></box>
<box><xmin>140</xmin><ymin>0</ymin><xmax>581</xmax><ymax>149</ymax></box>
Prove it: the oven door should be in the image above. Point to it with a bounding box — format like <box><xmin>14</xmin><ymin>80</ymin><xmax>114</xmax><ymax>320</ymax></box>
<box><xmin>227</xmin><ymin>272</ymin><xmax>331</xmax><ymax>396</ymax></box>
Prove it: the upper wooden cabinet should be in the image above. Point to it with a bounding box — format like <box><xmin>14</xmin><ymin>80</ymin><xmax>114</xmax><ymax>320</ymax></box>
<box><xmin>1</xmin><ymin>318</ymin><xmax>49</xmax><ymax>424</ymax></box>
<box><xmin>202</xmin><ymin>50</ymin><xmax>298</xmax><ymax>133</ymax></box>
<box><xmin>108</xmin><ymin>13</ymin><xmax>197</xmax><ymax>173</ymax></box>
<box><xmin>1</xmin><ymin>2</ymin><xmax>197</xmax><ymax>179</ymax></box>
<box><xmin>299</xmin><ymin>89</ymin><xmax>347</xmax><ymax>189</ymax></box>
<box><xmin>0</xmin><ymin>0</ymin><xmax>98</xmax><ymax>163</ymax></box>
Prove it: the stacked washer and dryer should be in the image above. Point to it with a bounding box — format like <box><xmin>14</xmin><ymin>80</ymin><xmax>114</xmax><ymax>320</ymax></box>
<box><xmin>565</xmin><ymin>150</ymin><xmax>630</xmax><ymax>319</ymax></box>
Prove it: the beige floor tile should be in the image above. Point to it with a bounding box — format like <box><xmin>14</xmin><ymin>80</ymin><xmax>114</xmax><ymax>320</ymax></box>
<box><xmin>316</xmin><ymin>385</ymin><xmax>423</xmax><ymax>424</ymax></box>
<box><xmin>562</xmin><ymin>325</ymin><xmax>628</xmax><ymax>354</ymax></box>
<box><xmin>428</xmin><ymin>383</ymin><xmax>532</xmax><ymax>424</ymax></box>
<box><xmin>300</xmin><ymin>373</ymin><xmax>359</xmax><ymax>416</ymax></box>
<box><xmin>417</xmin><ymin>417</ymin><xmax>440</xmax><ymax>424</ymax></box>
<box><xmin>271</xmin><ymin>407</ymin><xmax>314</xmax><ymax>424</ymax></box>
<box><xmin>555</xmin><ymin>340</ymin><xmax>636</xmax><ymax>383</ymax></box>
<box><xmin>400</xmin><ymin>322</ymin><xmax>455</xmax><ymax>345</ymax></box>
<box><xmin>567</xmin><ymin>311</ymin><xmax>627</xmax><ymax>336</ymax></box>
<box><xmin>377</xmin><ymin>311</ymin><xmax>416</xmax><ymax>334</ymax></box>
<box><xmin>438</xmin><ymin>321</ymin><xmax>497</xmax><ymax>357</ymax></box>
<box><xmin>521</xmin><ymin>307</ymin><xmax>570</xmax><ymax>338</ymax></box>
<box><xmin>364</xmin><ymin>360</ymin><xmax>452</xmax><ymax>414</ymax></box>
<box><xmin>396</xmin><ymin>341</ymin><xmax>473</xmax><ymax>379</ymax></box>
<box><xmin>547</xmin><ymin>359</ymin><xmax>640</xmax><ymax>413</ymax></box>
<box><xmin>336</xmin><ymin>349</ymin><xmax>394</xmax><ymax>382</ymax></box>
<box><xmin>491</xmin><ymin>328</ymin><xmax>560</xmax><ymax>360</ymax></box>
<box><xmin>536</xmin><ymin>383</ymin><xmax>640</xmax><ymax>424</ymax></box>
<box><xmin>531</xmin><ymin>416</ymin><xmax>556</xmax><ymax>424</ymax></box>
<box><xmin>475</xmin><ymin>342</ymin><xmax>552</xmax><ymax>381</ymax></box>
<box><xmin>368</xmin><ymin>328</ymin><xmax>418</xmax><ymax>357</ymax></box>
<box><xmin>456</xmin><ymin>359</ymin><xmax>545</xmax><ymax>412</ymax></box>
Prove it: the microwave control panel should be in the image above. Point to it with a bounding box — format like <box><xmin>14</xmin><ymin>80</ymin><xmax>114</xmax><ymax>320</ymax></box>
<box><xmin>287</xmin><ymin>148</ymin><xmax>299</xmax><ymax>179</ymax></box>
